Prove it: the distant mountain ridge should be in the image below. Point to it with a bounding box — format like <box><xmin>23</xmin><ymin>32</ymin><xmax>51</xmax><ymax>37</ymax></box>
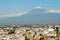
<box><xmin>0</xmin><ymin>8</ymin><xmax>60</xmax><ymax>24</ymax></box>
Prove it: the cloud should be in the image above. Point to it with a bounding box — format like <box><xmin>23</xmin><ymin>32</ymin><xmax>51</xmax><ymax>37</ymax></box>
<box><xmin>0</xmin><ymin>11</ymin><xmax>28</xmax><ymax>19</ymax></box>
<box><xmin>35</xmin><ymin>6</ymin><xmax>42</xmax><ymax>9</ymax></box>
<box><xmin>45</xmin><ymin>10</ymin><xmax>60</xmax><ymax>13</ymax></box>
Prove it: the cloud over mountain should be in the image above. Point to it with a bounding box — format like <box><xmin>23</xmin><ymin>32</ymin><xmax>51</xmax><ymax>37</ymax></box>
<box><xmin>45</xmin><ymin>10</ymin><xmax>60</xmax><ymax>13</ymax></box>
<box><xmin>0</xmin><ymin>12</ymin><xmax>28</xmax><ymax>19</ymax></box>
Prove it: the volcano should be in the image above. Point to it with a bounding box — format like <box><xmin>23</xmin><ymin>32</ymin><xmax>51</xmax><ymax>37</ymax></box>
<box><xmin>0</xmin><ymin>8</ymin><xmax>60</xmax><ymax>24</ymax></box>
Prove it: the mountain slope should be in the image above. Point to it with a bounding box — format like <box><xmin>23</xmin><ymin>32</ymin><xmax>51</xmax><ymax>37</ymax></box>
<box><xmin>0</xmin><ymin>8</ymin><xmax>60</xmax><ymax>24</ymax></box>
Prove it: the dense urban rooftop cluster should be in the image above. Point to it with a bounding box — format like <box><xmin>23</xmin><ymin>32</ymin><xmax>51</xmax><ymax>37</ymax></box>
<box><xmin>0</xmin><ymin>24</ymin><xmax>60</xmax><ymax>40</ymax></box>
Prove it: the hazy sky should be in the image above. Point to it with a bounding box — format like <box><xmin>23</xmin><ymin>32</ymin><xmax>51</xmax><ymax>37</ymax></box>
<box><xmin>0</xmin><ymin>0</ymin><xmax>60</xmax><ymax>24</ymax></box>
<box><xmin>0</xmin><ymin>0</ymin><xmax>60</xmax><ymax>15</ymax></box>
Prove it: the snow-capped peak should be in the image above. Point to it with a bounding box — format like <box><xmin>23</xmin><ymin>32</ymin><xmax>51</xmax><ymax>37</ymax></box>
<box><xmin>35</xmin><ymin>6</ymin><xmax>42</xmax><ymax>9</ymax></box>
